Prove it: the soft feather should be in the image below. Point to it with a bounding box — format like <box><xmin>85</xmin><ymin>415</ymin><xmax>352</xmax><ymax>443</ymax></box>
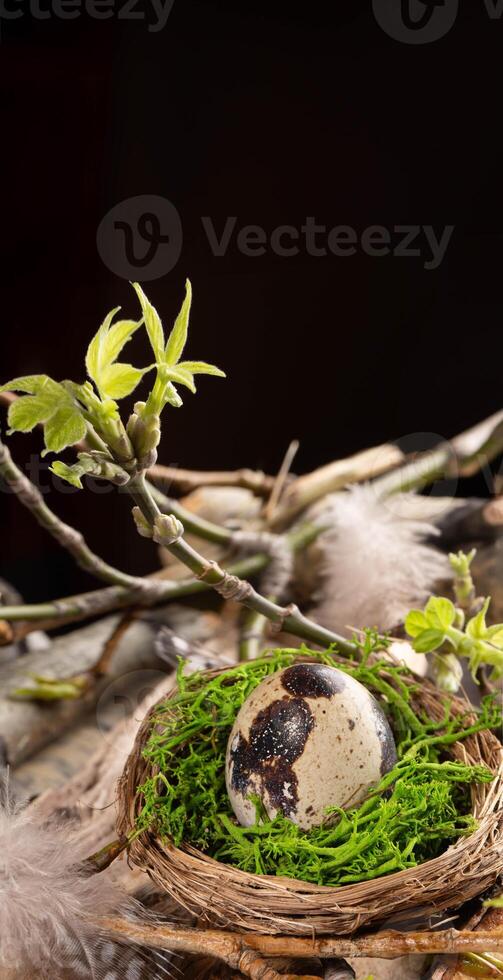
<box><xmin>312</xmin><ymin>486</ymin><xmax>451</xmax><ymax>636</ymax></box>
<box><xmin>0</xmin><ymin>774</ymin><xmax>174</xmax><ymax>980</ymax></box>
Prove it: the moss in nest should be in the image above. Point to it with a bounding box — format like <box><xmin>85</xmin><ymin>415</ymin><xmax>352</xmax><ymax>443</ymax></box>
<box><xmin>136</xmin><ymin>641</ymin><xmax>501</xmax><ymax>887</ymax></box>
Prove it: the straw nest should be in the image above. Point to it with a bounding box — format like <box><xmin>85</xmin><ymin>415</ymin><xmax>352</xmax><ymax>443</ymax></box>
<box><xmin>117</xmin><ymin>656</ymin><xmax>503</xmax><ymax>937</ymax></box>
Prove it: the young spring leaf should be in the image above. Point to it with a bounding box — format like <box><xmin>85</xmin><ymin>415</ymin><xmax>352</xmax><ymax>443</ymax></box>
<box><xmin>164</xmin><ymin>278</ymin><xmax>192</xmax><ymax>366</ymax></box>
<box><xmin>180</xmin><ymin>360</ymin><xmax>226</xmax><ymax>377</ymax></box>
<box><xmin>133</xmin><ymin>281</ymin><xmax>225</xmax><ymax>415</ymax></box>
<box><xmin>404</xmin><ymin>609</ymin><xmax>429</xmax><ymax>638</ymax></box>
<box><xmin>97</xmin><ymin>363</ymin><xmax>153</xmax><ymax>400</ymax></box>
<box><xmin>412</xmin><ymin>628</ymin><xmax>446</xmax><ymax>653</ymax></box>
<box><xmin>43</xmin><ymin>406</ymin><xmax>88</xmax><ymax>455</ymax></box>
<box><xmin>466</xmin><ymin>597</ymin><xmax>491</xmax><ymax>640</ymax></box>
<box><xmin>85</xmin><ymin>307</ymin><xmax>149</xmax><ymax>400</ymax></box>
<box><xmin>0</xmin><ymin>375</ymin><xmax>87</xmax><ymax>454</ymax></box>
<box><xmin>131</xmin><ymin>283</ymin><xmax>165</xmax><ymax>360</ymax></box>
<box><xmin>163</xmin><ymin>365</ymin><xmax>196</xmax><ymax>393</ymax></box>
<box><xmin>51</xmin><ymin>460</ymin><xmax>86</xmax><ymax>489</ymax></box>
<box><xmin>424</xmin><ymin>596</ymin><xmax>456</xmax><ymax>631</ymax></box>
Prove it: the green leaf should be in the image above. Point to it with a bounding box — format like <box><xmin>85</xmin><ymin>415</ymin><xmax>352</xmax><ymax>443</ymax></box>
<box><xmin>424</xmin><ymin>597</ymin><xmax>456</xmax><ymax>630</ymax></box>
<box><xmin>104</xmin><ymin>318</ymin><xmax>141</xmax><ymax>365</ymax></box>
<box><xmin>405</xmin><ymin>609</ymin><xmax>429</xmax><ymax>638</ymax></box>
<box><xmin>86</xmin><ymin>307</ymin><xmax>144</xmax><ymax>399</ymax></box>
<box><xmin>165</xmin><ymin>365</ymin><xmax>196</xmax><ymax>393</ymax></box>
<box><xmin>413</xmin><ymin>629</ymin><xmax>446</xmax><ymax>653</ymax></box>
<box><xmin>165</xmin><ymin>279</ymin><xmax>192</xmax><ymax>366</ymax></box>
<box><xmin>179</xmin><ymin>360</ymin><xmax>226</xmax><ymax>378</ymax></box>
<box><xmin>85</xmin><ymin>307</ymin><xmax>120</xmax><ymax>383</ymax></box>
<box><xmin>7</xmin><ymin>395</ymin><xmax>54</xmax><ymax>433</ymax></box>
<box><xmin>466</xmin><ymin>598</ymin><xmax>491</xmax><ymax>640</ymax></box>
<box><xmin>484</xmin><ymin>624</ymin><xmax>503</xmax><ymax>648</ymax></box>
<box><xmin>0</xmin><ymin>374</ymin><xmax>59</xmax><ymax>397</ymax></box>
<box><xmin>51</xmin><ymin>460</ymin><xmax>84</xmax><ymax>489</ymax></box>
<box><xmin>99</xmin><ymin>363</ymin><xmax>154</xmax><ymax>400</ymax></box>
<box><xmin>132</xmin><ymin>282</ymin><xmax>165</xmax><ymax>360</ymax></box>
<box><xmin>1</xmin><ymin>375</ymin><xmax>87</xmax><ymax>454</ymax></box>
<box><xmin>43</xmin><ymin>405</ymin><xmax>87</xmax><ymax>454</ymax></box>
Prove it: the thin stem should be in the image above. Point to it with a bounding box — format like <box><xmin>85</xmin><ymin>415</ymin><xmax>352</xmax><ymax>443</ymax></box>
<box><xmin>239</xmin><ymin>607</ymin><xmax>271</xmax><ymax>662</ymax></box>
<box><xmin>0</xmin><ymin>435</ymin><xmax>155</xmax><ymax>594</ymax></box>
<box><xmin>146</xmin><ymin>480</ymin><xmax>233</xmax><ymax>544</ymax></box>
<box><xmin>0</xmin><ymin>524</ymin><xmax>322</xmax><ymax>634</ymax></box>
<box><xmin>127</xmin><ymin>474</ymin><xmax>356</xmax><ymax>655</ymax></box>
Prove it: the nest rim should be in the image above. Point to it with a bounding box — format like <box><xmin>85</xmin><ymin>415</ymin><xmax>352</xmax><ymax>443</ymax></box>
<box><xmin>117</xmin><ymin>655</ymin><xmax>503</xmax><ymax>936</ymax></box>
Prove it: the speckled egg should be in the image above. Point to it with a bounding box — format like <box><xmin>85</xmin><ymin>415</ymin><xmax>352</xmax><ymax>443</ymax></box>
<box><xmin>225</xmin><ymin>663</ymin><xmax>397</xmax><ymax>830</ymax></box>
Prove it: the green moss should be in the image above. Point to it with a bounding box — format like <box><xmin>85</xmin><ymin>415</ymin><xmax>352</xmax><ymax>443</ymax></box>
<box><xmin>136</xmin><ymin>642</ymin><xmax>500</xmax><ymax>887</ymax></box>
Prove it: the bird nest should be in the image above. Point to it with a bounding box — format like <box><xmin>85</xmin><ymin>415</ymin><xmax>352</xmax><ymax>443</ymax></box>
<box><xmin>117</xmin><ymin>652</ymin><xmax>503</xmax><ymax>937</ymax></box>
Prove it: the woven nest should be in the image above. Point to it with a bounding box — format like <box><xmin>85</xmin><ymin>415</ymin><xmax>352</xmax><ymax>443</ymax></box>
<box><xmin>117</xmin><ymin>655</ymin><xmax>503</xmax><ymax>937</ymax></box>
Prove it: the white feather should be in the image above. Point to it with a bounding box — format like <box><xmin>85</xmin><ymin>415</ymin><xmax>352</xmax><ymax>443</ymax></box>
<box><xmin>0</xmin><ymin>775</ymin><xmax>174</xmax><ymax>979</ymax></box>
<box><xmin>311</xmin><ymin>486</ymin><xmax>451</xmax><ymax>636</ymax></box>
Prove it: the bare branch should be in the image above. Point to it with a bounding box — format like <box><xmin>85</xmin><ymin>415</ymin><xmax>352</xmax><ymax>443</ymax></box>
<box><xmin>148</xmin><ymin>463</ymin><xmax>278</xmax><ymax>497</ymax></box>
<box><xmin>99</xmin><ymin>919</ymin><xmax>503</xmax><ymax>962</ymax></box>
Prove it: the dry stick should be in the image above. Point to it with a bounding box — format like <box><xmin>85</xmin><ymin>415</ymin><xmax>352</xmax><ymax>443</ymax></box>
<box><xmin>431</xmin><ymin>903</ymin><xmax>503</xmax><ymax>979</ymax></box>
<box><xmin>100</xmin><ymin>919</ymin><xmax>503</xmax><ymax>962</ymax></box>
<box><xmin>270</xmin><ymin>442</ymin><xmax>404</xmax><ymax>529</ymax></box>
<box><xmin>373</xmin><ymin>410</ymin><xmax>503</xmax><ymax>498</ymax></box>
<box><xmin>148</xmin><ymin>463</ymin><xmax>278</xmax><ymax>498</ymax></box>
<box><xmin>264</xmin><ymin>439</ymin><xmax>300</xmax><ymax>522</ymax></box>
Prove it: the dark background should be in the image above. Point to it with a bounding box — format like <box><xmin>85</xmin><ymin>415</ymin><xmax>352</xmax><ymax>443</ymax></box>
<box><xmin>1</xmin><ymin>0</ymin><xmax>502</xmax><ymax>601</ymax></box>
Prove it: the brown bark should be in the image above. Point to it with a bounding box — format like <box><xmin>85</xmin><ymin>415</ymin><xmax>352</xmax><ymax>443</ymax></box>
<box><xmin>99</xmin><ymin>920</ymin><xmax>503</xmax><ymax>962</ymax></box>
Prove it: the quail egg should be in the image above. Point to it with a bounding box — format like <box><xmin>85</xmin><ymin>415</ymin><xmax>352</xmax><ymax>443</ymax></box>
<box><xmin>225</xmin><ymin>662</ymin><xmax>397</xmax><ymax>830</ymax></box>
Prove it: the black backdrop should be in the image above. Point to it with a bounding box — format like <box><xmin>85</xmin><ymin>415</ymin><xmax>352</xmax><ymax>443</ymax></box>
<box><xmin>1</xmin><ymin>1</ymin><xmax>502</xmax><ymax>601</ymax></box>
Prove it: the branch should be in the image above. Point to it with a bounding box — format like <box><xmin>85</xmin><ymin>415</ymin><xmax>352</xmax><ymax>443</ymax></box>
<box><xmin>0</xmin><ymin>434</ymin><xmax>164</xmax><ymax>598</ymax></box>
<box><xmin>0</xmin><ymin>523</ymin><xmax>321</xmax><ymax>638</ymax></box>
<box><xmin>239</xmin><ymin>607</ymin><xmax>271</xmax><ymax>662</ymax></box>
<box><xmin>0</xmin><ymin>392</ymin><xmax>234</xmax><ymax>547</ymax></box>
<box><xmin>146</xmin><ymin>481</ymin><xmax>233</xmax><ymax>545</ymax></box>
<box><xmin>373</xmin><ymin>410</ymin><xmax>503</xmax><ymax>497</ymax></box>
<box><xmin>99</xmin><ymin>919</ymin><xmax>503</xmax><ymax>962</ymax></box>
<box><xmin>128</xmin><ymin>473</ymin><xmax>356</xmax><ymax>655</ymax></box>
<box><xmin>148</xmin><ymin>463</ymin><xmax>278</xmax><ymax>497</ymax></box>
<box><xmin>270</xmin><ymin>443</ymin><xmax>403</xmax><ymax>529</ymax></box>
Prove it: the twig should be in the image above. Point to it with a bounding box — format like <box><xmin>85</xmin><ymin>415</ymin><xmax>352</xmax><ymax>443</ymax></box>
<box><xmin>148</xmin><ymin>463</ymin><xmax>278</xmax><ymax>497</ymax></box>
<box><xmin>99</xmin><ymin>919</ymin><xmax>503</xmax><ymax>961</ymax></box>
<box><xmin>270</xmin><ymin>442</ymin><xmax>404</xmax><ymax>528</ymax></box>
<box><xmin>147</xmin><ymin>481</ymin><xmax>233</xmax><ymax>545</ymax></box>
<box><xmin>0</xmin><ymin>434</ymin><xmax>163</xmax><ymax>598</ymax></box>
<box><xmin>128</xmin><ymin>473</ymin><xmax>357</xmax><ymax>655</ymax></box>
<box><xmin>431</xmin><ymin>900</ymin><xmax>503</xmax><ymax>979</ymax></box>
<box><xmin>0</xmin><ymin>391</ymin><xmax>237</xmax><ymax>547</ymax></box>
<box><xmin>0</xmin><ymin>524</ymin><xmax>321</xmax><ymax>637</ymax></box>
<box><xmin>264</xmin><ymin>440</ymin><xmax>300</xmax><ymax>522</ymax></box>
<box><xmin>373</xmin><ymin>410</ymin><xmax>503</xmax><ymax>498</ymax></box>
<box><xmin>239</xmin><ymin>607</ymin><xmax>271</xmax><ymax>662</ymax></box>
